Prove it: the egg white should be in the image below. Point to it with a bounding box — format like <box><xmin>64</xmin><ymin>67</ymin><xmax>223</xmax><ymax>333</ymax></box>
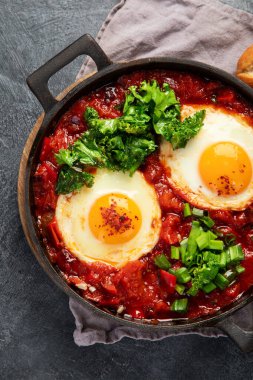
<box><xmin>55</xmin><ymin>169</ymin><xmax>161</xmax><ymax>268</ymax></box>
<box><xmin>160</xmin><ymin>104</ymin><xmax>253</xmax><ymax>210</ymax></box>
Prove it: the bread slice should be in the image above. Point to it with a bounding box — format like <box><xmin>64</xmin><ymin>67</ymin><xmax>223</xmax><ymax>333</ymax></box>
<box><xmin>236</xmin><ymin>45</ymin><xmax>253</xmax><ymax>87</ymax></box>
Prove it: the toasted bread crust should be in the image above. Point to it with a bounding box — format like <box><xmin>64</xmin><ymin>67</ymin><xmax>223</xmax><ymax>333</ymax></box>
<box><xmin>236</xmin><ymin>45</ymin><xmax>253</xmax><ymax>87</ymax></box>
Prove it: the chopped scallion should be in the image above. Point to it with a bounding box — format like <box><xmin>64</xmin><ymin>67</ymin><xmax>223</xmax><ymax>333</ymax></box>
<box><xmin>214</xmin><ymin>273</ymin><xmax>230</xmax><ymax>290</ymax></box>
<box><xmin>175</xmin><ymin>267</ymin><xmax>191</xmax><ymax>284</ymax></box>
<box><xmin>207</xmin><ymin>230</ymin><xmax>217</xmax><ymax>240</ymax></box>
<box><xmin>182</xmin><ymin>251</ymin><xmax>194</xmax><ymax>266</ymax></box>
<box><xmin>175</xmin><ymin>284</ymin><xmax>185</xmax><ymax>295</ymax></box>
<box><xmin>187</xmin><ymin>286</ymin><xmax>199</xmax><ymax>296</ymax></box>
<box><xmin>219</xmin><ymin>251</ymin><xmax>227</xmax><ymax>268</ymax></box>
<box><xmin>181</xmin><ymin>250</ymin><xmax>187</xmax><ymax>265</ymax></box>
<box><xmin>209</xmin><ymin>240</ymin><xmax>224</xmax><ymax>251</ymax></box>
<box><xmin>187</xmin><ymin>222</ymin><xmax>202</xmax><ymax>254</ymax></box>
<box><xmin>192</xmin><ymin>207</ymin><xmax>204</xmax><ymax>217</ymax></box>
<box><xmin>196</xmin><ymin>252</ymin><xmax>203</xmax><ymax>265</ymax></box>
<box><xmin>171</xmin><ymin>298</ymin><xmax>188</xmax><ymax>313</ymax></box>
<box><xmin>226</xmin><ymin>249</ymin><xmax>231</xmax><ymax>265</ymax></box>
<box><xmin>171</xmin><ymin>246</ymin><xmax>180</xmax><ymax>260</ymax></box>
<box><xmin>183</xmin><ymin>203</ymin><xmax>192</xmax><ymax>217</ymax></box>
<box><xmin>200</xmin><ymin>216</ymin><xmax>215</xmax><ymax>228</ymax></box>
<box><xmin>236</xmin><ymin>265</ymin><xmax>245</xmax><ymax>274</ymax></box>
<box><xmin>196</xmin><ymin>232</ymin><xmax>209</xmax><ymax>250</ymax></box>
<box><xmin>224</xmin><ymin>269</ymin><xmax>237</xmax><ymax>282</ymax></box>
<box><xmin>202</xmin><ymin>282</ymin><xmax>217</xmax><ymax>294</ymax></box>
<box><xmin>203</xmin><ymin>251</ymin><xmax>209</xmax><ymax>262</ymax></box>
<box><xmin>227</xmin><ymin>244</ymin><xmax>244</xmax><ymax>263</ymax></box>
<box><xmin>180</xmin><ymin>238</ymin><xmax>188</xmax><ymax>256</ymax></box>
<box><xmin>224</xmin><ymin>233</ymin><xmax>236</xmax><ymax>247</ymax></box>
<box><xmin>154</xmin><ymin>254</ymin><xmax>171</xmax><ymax>270</ymax></box>
<box><xmin>203</xmin><ymin>251</ymin><xmax>220</xmax><ymax>264</ymax></box>
<box><xmin>169</xmin><ymin>268</ymin><xmax>176</xmax><ymax>275</ymax></box>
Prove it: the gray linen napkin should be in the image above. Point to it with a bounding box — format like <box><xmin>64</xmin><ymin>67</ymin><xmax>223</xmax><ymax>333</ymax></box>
<box><xmin>70</xmin><ymin>0</ymin><xmax>253</xmax><ymax>346</ymax></box>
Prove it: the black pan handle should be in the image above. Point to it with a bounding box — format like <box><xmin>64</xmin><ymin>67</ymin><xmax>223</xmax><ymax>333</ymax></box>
<box><xmin>27</xmin><ymin>34</ymin><xmax>112</xmax><ymax>112</ymax></box>
<box><xmin>217</xmin><ymin>317</ymin><xmax>253</xmax><ymax>352</ymax></box>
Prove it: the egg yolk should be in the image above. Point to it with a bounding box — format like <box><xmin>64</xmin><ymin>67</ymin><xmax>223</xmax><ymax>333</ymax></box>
<box><xmin>88</xmin><ymin>193</ymin><xmax>142</xmax><ymax>244</ymax></box>
<box><xmin>199</xmin><ymin>142</ymin><xmax>252</xmax><ymax>196</ymax></box>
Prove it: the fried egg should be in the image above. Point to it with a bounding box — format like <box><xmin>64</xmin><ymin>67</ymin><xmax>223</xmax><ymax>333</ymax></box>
<box><xmin>55</xmin><ymin>169</ymin><xmax>161</xmax><ymax>268</ymax></box>
<box><xmin>160</xmin><ymin>104</ymin><xmax>253</xmax><ymax>210</ymax></box>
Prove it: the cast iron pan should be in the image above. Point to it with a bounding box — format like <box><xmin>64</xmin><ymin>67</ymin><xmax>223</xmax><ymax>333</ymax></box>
<box><xmin>19</xmin><ymin>34</ymin><xmax>253</xmax><ymax>351</ymax></box>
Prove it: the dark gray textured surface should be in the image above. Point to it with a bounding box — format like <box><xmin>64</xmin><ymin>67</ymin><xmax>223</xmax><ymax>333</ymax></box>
<box><xmin>1</xmin><ymin>0</ymin><xmax>253</xmax><ymax>379</ymax></box>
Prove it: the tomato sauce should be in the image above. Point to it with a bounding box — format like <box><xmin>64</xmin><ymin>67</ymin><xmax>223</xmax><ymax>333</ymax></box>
<box><xmin>33</xmin><ymin>70</ymin><xmax>253</xmax><ymax>320</ymax></box>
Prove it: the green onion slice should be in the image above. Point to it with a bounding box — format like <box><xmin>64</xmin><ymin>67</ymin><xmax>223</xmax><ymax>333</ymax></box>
<box><xmin>154</xmin><ymin>254</ymin><xmax>171</xmax><ymax>270</ymax></box>
<box><xmin>214</xmin><ymin>273</ymin><xmax>230</xmax><ymax>290</ymax></box>
<box><xmin>171</xmin><ymin>246</ymin><xmax>180</xmax><ymax>260</ymax></box>
<box><xmin>175</xmin><ymin>284</ymin><xmax>185</xmax><ymax>295</ymax></box>
<box><xmin>202</xmin><ymin>282</ymin><xmax>217</xmax><ymax>294</ymax></box>
<box><xmin>192</xmin><ymin>207</ymin><xmax>204</xmax><ymax>217</ymax></box>
<box><xmin>171</xmin><ymin>298</ymin><xmax>188</xmax><ymax>313</ymax></box>
<box><xmin>183</xmin><ymin>203</ymin><xmax>192</xmax><ymax>217</ymax></box>
<box><xmin>175</xmin><ymin>267</ymin><xmax>191</xmax><ymax>284</ymax></box>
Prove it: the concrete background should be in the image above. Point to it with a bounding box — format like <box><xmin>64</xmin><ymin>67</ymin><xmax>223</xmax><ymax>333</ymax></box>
<box><xmin>1</xmin><ymin>0</ymin><xmax>253</xmax><ymax>378</ymax></box>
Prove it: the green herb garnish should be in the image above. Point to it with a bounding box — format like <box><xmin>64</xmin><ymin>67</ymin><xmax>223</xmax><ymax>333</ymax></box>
<box><xmin>55</xmin><ymin>80</ymin><xmax>205</xmax><ymax>194</ymax></box>
<box><xmin>183</xmin><ymin>203</ymin><xmax>192</xmax><ymax>217</ymax></box>
<box><xmin>154</xmin><ymin>205</ymin><xmax>245</xmax><ymax>298</ymax></box>
<box><xmin>154</xmin><ymin>253</ymin><xmax>171</xmax><ymax>270</ymax></box>
<box><xmin>171</xmin><ymin>298</ymin><xmax>188</xmax><ymax>313</ymax></box>
<box><xmin>56</xmin><ymin>166</ymin><xmax>94</xmax><ymax>194</ymax></box>
<box><xmin>171</xmin><ymin>246</ymin><xmax>180</xmax><ymax>260</ymax></box>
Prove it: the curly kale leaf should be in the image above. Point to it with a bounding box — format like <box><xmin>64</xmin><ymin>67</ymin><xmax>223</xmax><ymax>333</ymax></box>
<box><xmin>56</xmin><ymin>166</ymin><xmax>94</xmax><ymax>194</ymax></box>
<box><xmin>55</xmin><ymin>80</ymin><xmax>205</xmax><ymax>194</ymax></box>
<box><xmin>170</xmin><ymin>110</ymin><xmax>206</xmax><ymax>149</ymax></box>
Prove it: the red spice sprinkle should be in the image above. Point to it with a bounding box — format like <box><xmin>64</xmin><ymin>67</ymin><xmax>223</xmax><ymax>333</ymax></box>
<box><xmin>99</xmin><ymin>199</ymin><xmax>133</xmax><ymax>234</ymax></box>
<box><xmin>215</xmin><ymin>175</ymin><xmax>237</xmax><ymax>196</ymax></box>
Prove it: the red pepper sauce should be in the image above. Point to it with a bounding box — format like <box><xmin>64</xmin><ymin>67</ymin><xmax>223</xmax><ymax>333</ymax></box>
<box><xmin>33</xmin><ymin>70</ymin><xmax>253</xmax><ymax>320</ymax></box>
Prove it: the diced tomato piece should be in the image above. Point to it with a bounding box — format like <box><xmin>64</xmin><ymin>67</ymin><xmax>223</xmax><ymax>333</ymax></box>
<box><xmin>57</xmin><ymin>111</ymin><xmax>86</xmax><ymax>135</ymax></box>
<box><xmin>117</xmin><ymin>261</ymin><xmax>144</xmax><ymax>289</ymax></box>
<box><xmin>153</xmin><ymin>300</ymin><xmax>170</xmax><ymax>314</ymax></box>
<box><xmin>209</xmin><ymin>210</ymin><xmax>234</xmax><ymax>225</ymax></box>
<box><xmin>233</xmin><ymin>212</ymin><xmax>248</xmax><ymax>228</ymax></box>
<box><xmin>40</xmin><ymin>127</ymin><xmax>77</xmax><ymax>164</ymax></box>
<box><xmin>46</xmin><ymin>247</ymin><xmax>58</xmax><ymax>263</ymax></box>
<box><xmin>70</xmin><ymin>98</ymin><xmax>89</xmax><ymax>117</ymax></box>
<box><xmin>40</xmin><ymin>137</ymin><xmax>52</xmax><ymax>162</ymax></box>
<box><xmin>223</xmin><ymin>282</ymin><xmax>240</xmax><ymax>298</ymax></box>
<box><xmin>178</xmin><ymin>75</ymin><xmax>205</xmax><ymax>101</ymax></box>
<box><xmin>143</xmin><ymin>154</ymin><xmax>164</xmax><ymax>184</ymax></box>
<box><xmin>50</xmin><ymin>127</ymin><xmax>71</xmax><ymax>153</ymax></box>
<box><xmin>214</xmin><ymin>225</ymin><xmax>234</xmax><ymax>236</ymax></box>
<box><xmin>160</xmin><ymin>214</ymin><xmax>181</xmax><ymax>244</ymax></box>
<box><xmin>34</xmin><ymin>190</ymin><xmax>57</xmax><ymax>212</ymax></box>
<box><xmin>47</xmin><ymin>217</ymin><xmax>62</xmax><ymax>248</ymax></box>
<box><xmin>217</xmin><ymin>89</ymin><xmax>235</xmax><ymax>103</ymax></box>
<box><xmin>101</xmin><ymin>282</ymin><xmax>118</xmax><ymax>295</ymax></box>
<box><xmin>34</xmin><ymin>161</ymin><xmax>58</xmax><ymax>184</ymax></box>
<box><xmin>205</xmin><ymin>80</ymin><xmax>221</xmax><ymax>92</ymax></box>
<box><xmin>179</xmin><ymin>220</ymin><xmax>192</xmax><ymax>240</ymax></box>
<box><xmin>85</xmin><ymin>292</ymin><xmax>103</xmax><ymax>303</ymax></box>
<box><xmin>160</xmin><ymin>269</ymin><xmax>176</xmax><ymax>292</ymax></box>
<box><xmin>156</xmin><ymin>184</ymin><xmax>183</xmax><ymax>212</ymax></box>
<box><xmin>99</xmin><ymin>298</ymin><xmax>121</xmax><ymax>306</ymax></box>
<box><xmin>44</xmin><ymin>190</ymin><xmax>58</xmax><ymax>211</ymax></box>
<box><xmin>33</xmin><ymin>162</ymin><xmax>58</xmax><ymax>211</ymax></box>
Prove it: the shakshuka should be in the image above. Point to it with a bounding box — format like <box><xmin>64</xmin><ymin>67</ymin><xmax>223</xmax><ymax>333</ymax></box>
<box><xmin>32</xmin><ymin>69</ymin><xmax>253</xmax><ymax>320</ymax></box>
